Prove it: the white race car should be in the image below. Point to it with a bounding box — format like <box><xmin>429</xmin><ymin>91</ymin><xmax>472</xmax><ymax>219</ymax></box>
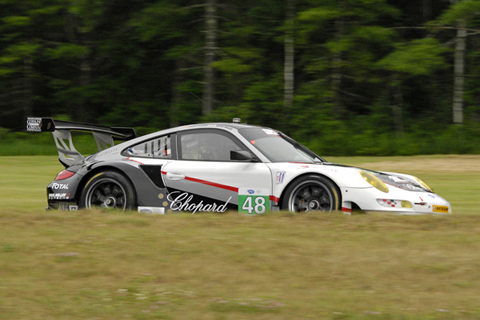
<box><xmin>27</xmin><ymin>117</ymin><xmax>452</xmax><ymax>214</ymax></box>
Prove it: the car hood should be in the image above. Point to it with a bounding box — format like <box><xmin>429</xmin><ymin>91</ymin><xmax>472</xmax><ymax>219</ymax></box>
<box><xmin>321</xmin><ymin>162</ymin><xmax>432</xmax><ymax>193</ymax></box>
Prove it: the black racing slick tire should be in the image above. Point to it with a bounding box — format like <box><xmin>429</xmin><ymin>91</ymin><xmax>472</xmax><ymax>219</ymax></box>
<box><xmin>282</xmin><ymin>175</ymin><xmax>341</xmax><ymax>213</ymax></box>
<box><xmin>79</xmin><ymin>171</ymin><xmax>136</xmax><ymax>211</ymax></box>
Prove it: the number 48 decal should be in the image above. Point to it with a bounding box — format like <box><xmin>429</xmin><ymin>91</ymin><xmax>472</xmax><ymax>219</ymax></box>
<box><xmin>238</xmin><ymin>188</ymin><xmax>269</xmax><ymax>214</ymax></box>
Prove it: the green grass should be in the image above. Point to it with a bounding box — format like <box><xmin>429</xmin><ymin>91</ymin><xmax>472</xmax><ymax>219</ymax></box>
<box><xmin>0</xmin><ymin>155</ymin><xmax>479</xmax><ymax>319</ymax></box>
<box><xmin>0</xmin><ymin>156</ymin><xmax>63</xmax><ymax>211</ymax></box>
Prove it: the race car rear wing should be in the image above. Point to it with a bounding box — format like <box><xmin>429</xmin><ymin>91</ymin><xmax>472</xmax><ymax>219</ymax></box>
<box><xmin>27</xmin><ymin>117</ymin><xmax>136</xmax><ymax>167</ymax></box>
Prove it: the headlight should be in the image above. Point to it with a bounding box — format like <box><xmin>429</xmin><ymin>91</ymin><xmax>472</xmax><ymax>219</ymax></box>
<box><xmin>360</xmin><ymin>170</ymin><xmax>389</xmax><ymax>193</ymax></box>
<box><xmin>413</xmin><ymin>176</ymin><xmax>434</xmax><ymax>192</ymax></box>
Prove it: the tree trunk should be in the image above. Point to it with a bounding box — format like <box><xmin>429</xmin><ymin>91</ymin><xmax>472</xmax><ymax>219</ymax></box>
<box><xmin>9</xmin><ymin>56</ymin><xmax>33</xmax><ymax>123</ymax></box>
<box><xmin>22</xmin><ymin>57</ymin><xmax>33</xmax><ymax>120</ymax></box>
<box><xmin>171</xmin><ymin>58</ymin><xmax>186</xmax><ymax>127</ymax></box>
<box><xmin>77</xmin><ymin>55</ymin><xmax>91</xmax><ymax>122</ymax></box>
<box><xmin>452</xmin><ymin>0</ymin><xmax>466</xmax><ymax>124</ymax></box>
<box><xmin>422</xmin><ymin>0</ymin><xmax>432</xmax><ymax>21</ymax></box>
<box><xmin>203</xmin><ymin>0</ymin><xmax>217</xmax><ymax>116</ymax></box>
<box><xmin>63</xmin><ymin>8</ymin><xmax>91</xmax><ymax>122</ymax></box>
<box><xmin>283</xmin><ymin>0</ymin><xmax>295</xmax><ymax>112</ymax></box>
<box><xmin>332</xmin><ymin>3</ymin><xmax>346</xmax><ymax>117</ymax></box>
<box><xmin>452</xmin><ymin>23</ymin><xmax>466</xmax><ymax>124</ymax></box>
<box><xmin>391</xmin><ymin>76</ymin><xmax>404</xmax><ymax>138</ymax></box>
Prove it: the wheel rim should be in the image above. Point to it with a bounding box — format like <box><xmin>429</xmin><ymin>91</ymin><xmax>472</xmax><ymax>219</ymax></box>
<box><xmin>85</xmin><ymin>178</ymin><xmax>128</xmax><ymax>210</ymax></box>
<box><xmin>288</xmin><ymin>180</ymin><xmax>334</xmax><ymax>212</ymax></box>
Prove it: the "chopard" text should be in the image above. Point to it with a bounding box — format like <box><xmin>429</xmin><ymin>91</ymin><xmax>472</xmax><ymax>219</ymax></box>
<box><xmin>167</xmin><ymin>191</ymin><xmax>231</xmax><ymax>214</ymax></box>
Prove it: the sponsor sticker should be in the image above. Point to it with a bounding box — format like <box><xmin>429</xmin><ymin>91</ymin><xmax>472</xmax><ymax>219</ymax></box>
<box><xmin>49</xmin><ymin>193</ymin><xmax>70</xmax><ymax>200</ymax></box>
<box><xmin>58</xmin><ymin>203</ymin><xmax>78</xmax><ymax>211</ymax></box>
<box><xmin>433</xmin><ymin>205</ymin><xmax>449</xmax><ymax>214</ymax></box>
<box><xmin>26</xmin><ymin>117</ymin><xmax>42</xmax><ymax>132</ymax></box>
<box><xmin>262</xmin><ymin>129</ymin><xmax>278</xmax><ymax>136</ymax></box>
<box><xmin>276</xmin><ymin>171</ymin><xmax>286</xmax><ymax>184</ymax></box>
<box><xmin>167</xmin><ymin>191</ymin><xmax>231</xmax><ymax>214</ymax></box>
<box><xmin>377</xmin><ymin>199</ymin><xmax>398</xmax><ymax>208</ymax></box>
<box><xmin>138</xmin><ymin>206</ymin><xmax>165</xmax><ymax>214</ymax></box>
<box><xmin>238</xmin><ymin>188</ymin><xmax>269</xmax><ymax>214</ymax></box>
<box><xmin>52</xmin><ymin>183</ymin><xmax>69</xmax><ymax>190</ymax></box>
<box><xmin>389</xmin><ymin>176</ymin><xmax>407</xmax><ymax>183</ymax></box>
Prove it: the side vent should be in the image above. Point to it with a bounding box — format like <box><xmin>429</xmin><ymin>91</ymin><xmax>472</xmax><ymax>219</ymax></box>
<box><xmin>140</xmin><ymin>165</ymin><xmax>165</xmax><ymax>188</ymax></box>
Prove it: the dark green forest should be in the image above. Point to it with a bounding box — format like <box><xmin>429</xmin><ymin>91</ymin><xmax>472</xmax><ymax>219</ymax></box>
<box><xmin>1</xmin><ymin>0</ymin><xmax>480</xmax><ymax>156</ymax></box>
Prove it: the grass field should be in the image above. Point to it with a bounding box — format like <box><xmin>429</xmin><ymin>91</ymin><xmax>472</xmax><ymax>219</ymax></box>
<box><xmin>1</xmin><ymin>155</ymin><xmax>480</xmax><ymax>319</ymax></box>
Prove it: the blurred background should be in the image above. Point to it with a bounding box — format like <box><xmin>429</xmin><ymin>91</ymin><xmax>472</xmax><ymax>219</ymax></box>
<box><xmin>1</xmin><ymin>0</ymin><xmax>480</xmax><ymax>156</ymax></box>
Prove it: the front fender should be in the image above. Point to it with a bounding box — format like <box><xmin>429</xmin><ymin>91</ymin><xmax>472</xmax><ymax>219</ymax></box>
<box><xmin>269</xmin><ymin>163</ymin><xmax>369</xmax><ymax>200</ymax></box>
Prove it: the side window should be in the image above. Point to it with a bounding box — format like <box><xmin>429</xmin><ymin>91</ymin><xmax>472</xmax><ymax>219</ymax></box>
<box><xmin>180</xmin><ymin>132</ymin><xmax>244</xmax><ymax>161</ymax></box>
<box><xmin>126</xmin><ymin>135</ymin><xmax>172</xmax><ymax>158</ymax></box>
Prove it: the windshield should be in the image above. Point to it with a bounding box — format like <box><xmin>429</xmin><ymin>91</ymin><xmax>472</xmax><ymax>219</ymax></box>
<box><xmin>239</xmin><ymin>128</ymin><xmax>324</xmax><ymax>163</ymax></box>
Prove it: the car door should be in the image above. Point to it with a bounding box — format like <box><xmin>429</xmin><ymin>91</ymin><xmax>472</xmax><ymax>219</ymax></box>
<box><xmin>123</xmin><ymin>134</ymin><xmax>177</xmax><ymax>211</ymax></box>
<box><xmin>162</xmin><ymin>129</ymin><xmax>272</xmax><ymax>214</ymax></box>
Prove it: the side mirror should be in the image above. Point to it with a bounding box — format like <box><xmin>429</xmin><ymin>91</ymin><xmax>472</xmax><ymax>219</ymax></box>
<box><xmin>230</xmin><ymin>150</ymin><xmax>258</xmax><ymax>162</ymax></box>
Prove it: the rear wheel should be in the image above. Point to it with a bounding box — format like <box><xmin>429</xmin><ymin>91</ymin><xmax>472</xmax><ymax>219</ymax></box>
<box><xmin>282</xmin><ymin>175</ymin><xmax>341</xmax><ymax>212</ymax></box>
<box><xmin>80</xmin><ymin>171</ymin><xmax>136</xmax><ymax>211</ymax></box>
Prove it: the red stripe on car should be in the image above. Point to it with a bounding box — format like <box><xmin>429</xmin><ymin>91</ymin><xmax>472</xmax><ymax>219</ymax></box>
<box><xmin>184</xmin><ymin>176</ymin><xmax>239</xmax><ymax>192</ymax></box>
<box><xmin>161</xmin><ymin>171</ymin><xmax>238</xmax><ymax>192</ymax></box>
<box><xmin>127</xmin><ymin>157</ymin><xmax>144</xmax><ymax>164</ymax></box>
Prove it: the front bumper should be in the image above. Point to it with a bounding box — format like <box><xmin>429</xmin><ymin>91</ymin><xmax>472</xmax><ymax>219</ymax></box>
<box><xmin>341</xmin><ymin>186</ymin><xmax>452</xmax><ymax>215</ymax></box>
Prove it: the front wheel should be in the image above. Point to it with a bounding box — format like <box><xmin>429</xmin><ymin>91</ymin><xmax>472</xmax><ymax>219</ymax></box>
<box><xmin>79</xmin><ymin>171</ymin><xmax>136</xmax><ymax>211</ymax></box>
<box><xmin>282</xmin><ymin>175</ymin><xmax>341</xmax><ymax>212</ymax></box>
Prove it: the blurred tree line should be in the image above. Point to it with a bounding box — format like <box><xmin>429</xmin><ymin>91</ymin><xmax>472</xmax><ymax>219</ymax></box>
<box><xmin>1</xmin><ymin>0</ymin><xmax>480</xmax><ymax>155</ymax></box>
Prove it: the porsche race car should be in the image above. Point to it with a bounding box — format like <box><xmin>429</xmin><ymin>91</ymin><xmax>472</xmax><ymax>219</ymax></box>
<box><xmin>26</xmin><ymin>117</ymin><xmax>452</xmax><ymax>215</ymax></box>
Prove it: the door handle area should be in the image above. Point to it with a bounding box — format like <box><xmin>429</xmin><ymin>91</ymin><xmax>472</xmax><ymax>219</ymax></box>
<box><xmin>166</xmin><ymin>172</ymin><xmax>185</xmax><ymax>181</ymax></box>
